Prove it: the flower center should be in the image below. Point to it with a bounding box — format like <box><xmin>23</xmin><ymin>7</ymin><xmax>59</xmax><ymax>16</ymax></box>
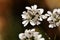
<box><xmin>32</xmin><ymin>15</ymin><xmax>35</xmax><ymax>19</ymax></box>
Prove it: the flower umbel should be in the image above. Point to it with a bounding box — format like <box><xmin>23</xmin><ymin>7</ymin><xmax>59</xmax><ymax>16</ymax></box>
<box><xmin>19</xmin><ymin>29</ymin><xmax>45</xmax><ymax>40</ymax></box>
<box><xmin>21</xmin><ymin>5</ymin><xmax>47</xmax><ymax>27</ymax></box>
<box><xmin>47</xmin><ymin>9</ymin><xmax>60</xmax><ymax>28</ymax></box>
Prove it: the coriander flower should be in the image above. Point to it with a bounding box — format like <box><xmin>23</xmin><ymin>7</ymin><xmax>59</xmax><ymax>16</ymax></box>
<box><xmin>19</xmin><ymin>29</ymin><xmax>45</xmax><ymax>40</ymax></box>
<box><xmin>24</xmin><ymin>29</ymin><xmax>39</xmax><ymax>39</ymax></box>
<box><xmin>24</xmin><ymin>29</ymin><xmax>35</xmax><ymax>38</ymax></box>
<box><xmin>47</xmin><ymin>9</ymin><xmax>60</xmax><ymax>28</ymax></box>
<box><xmin>21</xmin><ymin>5</ymin><xmax>47</xmax><ymax>27</ymax></box>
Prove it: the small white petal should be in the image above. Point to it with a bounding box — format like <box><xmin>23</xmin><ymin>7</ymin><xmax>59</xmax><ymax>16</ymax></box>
<box><xmin>47</xmin><ymin>17</ymin><xmax>52</xmax><ymax>21</ymax></box>
<box><xmin>19</xmin><ymin>33</ymin><xmax>26</xmax><ymax>40</ymax></box>
<box><xmin>25</xmin><ymin>7</ymin><xmax>31</xmax><ymax>10</ymax></box>
<box><xmin>49</xmin><ymin>24</ymin><xmax>54</xmax><ymax>28</ymax></box>
<box><xmin>45</xmin><ymin>14</ymin><xmax>50</xmax><ymax>16</ymax></box>
<box><xmin>34</xmin><ymin>5</ymin><xmax>37</xmax><ymax>9</ymax></box>
<box><xmin>24</xmin><ymin>21</ymin><xmax>29</xmax><ymax>27</ymax></box>
<box><xmin>31</xmin><ymin>29</ymin><xmax>35</xmax><ymax>32</ymax></box>
<box><xmin>38</xmin><ymin>9</ymin><xmax>44</xmax><ymax>14</ymax></box>
<box><xmin>53</xmin><ymin>9</ymin><xmax>57</xmax><ymax>13</ymax></box>
<box><xmin>56</xmin><ymin>22</ymin><xmax>60</xmax><ymax>26</ymax></box>
<box><xmin>30</xmin><ymin>20</ymin><xmax>36</xmax><ymax>26</ymax></box>
<box><xmin>25</xmin><ymin>29</ymin><xmax>28</xmax><ymax>33</ymax></box>
<box><xmin>42</xmin><ymin>15</ymin><xmax>47</xmax><ymax>19</ymax></box>
<box><xmin>22</xmin><ymin>20</ymin><xmax>27</xmax><ymax>24</ymax></box>
<box><xmin>22</xmin><ymin>20</ymin><xmax>29</xmax><ymax>27</ymax></box>
<box><xmin>57</xmin><ymin>9</ymin><xmax>60</xmax><ymax>14</ymax></box>
<box><xmin>21</xmin><ymin>14</ymin><xmax>27</xmax><ymax>19</ymax></box>
<box><xmin>38</xmin><ymin>34</ymin><xmax>42</xmax><ymax>38</ymax></box>
<box><xmin>47</xmin><ymin>11</ymin><xmax>52</xmax><ymax>15</ymax></box>
<box><xmin>33</xmin><ymin>32</ymin><xmax>39</xmax><ymax>37</ymax></box>
<box><xmin>22</xmin><ymin>11</ymin><xmax>26</xmax><ymax>14</ymax></box>
<box><xmin>37</xmin><ymin>21</ymin><xmax>41</xmax><ymax>25</ymax></box>
<box><xmin>31</xmin><ymin>6</ymin><xmax>34</xmax><ymax>9</ymax></box>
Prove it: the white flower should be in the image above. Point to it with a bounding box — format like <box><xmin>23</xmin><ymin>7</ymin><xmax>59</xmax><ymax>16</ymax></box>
<box><xmin>19</xmin><ymin>33</ymin><xmax>26</xmax><ymax>40</ymax></box>
<box><xmin>21</xmin><ymin>5</ymin><xmax>47</xmax><ymax>27</ymax></box>
<box><xmin>34</xmin><ymin>34</ymin><xmax>45</xmax><ymax>40</ymax></box>
<box><xmin>47</xmin><ymin>9</ymin><xmax>60</xmax><ymax>28</ymax></box>
<box><xmin>24</xmin><ymin>29</ymin><xmax>33</xmax><ymax>38</ymax></box>
<box><xmin>19</xmin><ymin>29</ymin><xmax>45</xmax><ymax>40</ymax></box>
<box><xmin>24</xmin><ymin>29</ymin><xmax>38</xmax><ymax>38</ymax></box>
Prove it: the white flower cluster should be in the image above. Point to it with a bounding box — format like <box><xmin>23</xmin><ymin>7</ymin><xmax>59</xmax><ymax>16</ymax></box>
<box><xmin>47</xmin><ymin>9</ymin><xmax>60</xmax><ymax>28</ymax></box>
<box><xmin>21</xmin><ymin>5</ymin><xmax>47</xmax><ymax>27</ymax></box>
<box><xmin>21</xmin><ymin>5</ymin><xmax>60</xmax><ymax>28</ymax></box>
<box><xmin>19</xmin><ymin>4</ymin><xmax>60</xmax><ymax>40</ymax></box>
<box><xmin>19</xmin><ymin>29</ymin><xmax>45</xmax><ymax>40</ymax></box>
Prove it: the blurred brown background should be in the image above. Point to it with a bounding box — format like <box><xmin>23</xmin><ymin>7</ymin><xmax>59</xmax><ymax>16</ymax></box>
<box><xmin>0</xmin><ymin>0</ymin><xmax>60</xmax><ymax>40</ymax></box>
